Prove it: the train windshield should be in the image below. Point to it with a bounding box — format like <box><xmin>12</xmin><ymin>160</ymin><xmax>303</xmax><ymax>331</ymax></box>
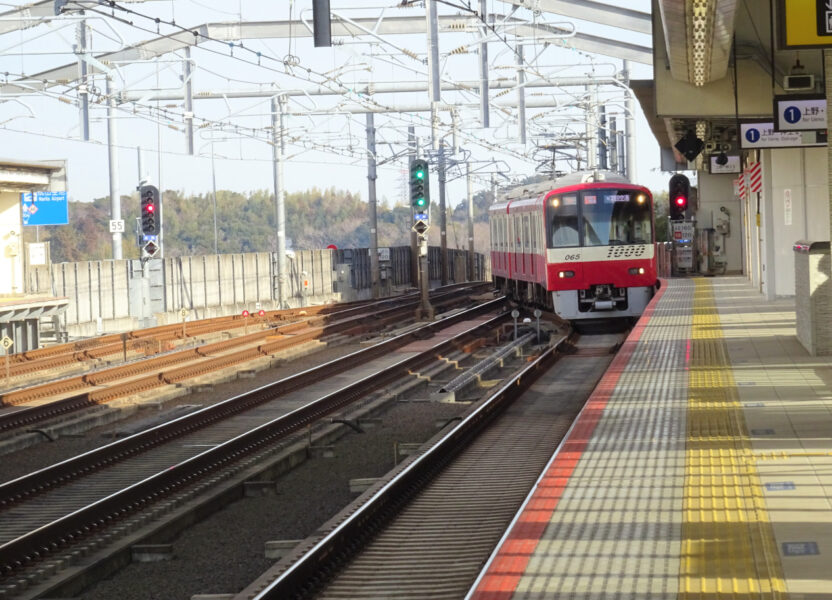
<box><xmin>548</xmin><ymin>189</ymin><xmax>652</xmax><ymax>248</ymax></box>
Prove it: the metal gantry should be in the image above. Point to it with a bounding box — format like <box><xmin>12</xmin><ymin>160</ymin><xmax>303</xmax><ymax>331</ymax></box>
<box><xmin>0</xmin><ymin>0</ymin><xmax>649</xmax><ymax>302</ymax></box>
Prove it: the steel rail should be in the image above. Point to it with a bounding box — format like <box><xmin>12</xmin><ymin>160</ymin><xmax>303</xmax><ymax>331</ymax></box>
<box><xmin>0</xmin><ymin>298</ymin><xmax>506</xmax><ymax>577</ymax></box>
<box><xmin>248</xmin><ymin>323</ymin><xmax>559</xmax><ymax>599</ymax></box>
<box><xmin>0</xmin><ymin>286</ymin><xmax>480</xmax><ymax>433</ymax></box>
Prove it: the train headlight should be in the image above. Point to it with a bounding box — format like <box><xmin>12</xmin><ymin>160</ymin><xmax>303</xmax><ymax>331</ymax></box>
<box><xmin>636</xmin><ymin>194</ymin><xmax>646</xmax><ymax>204</ymax></box>
<box><xmin>558</xmin><ymin>270</ymin><xmax>575</xmax><ymax>278</ymax></box>
<box><xmin>628</xmin><ymin>267</ymin><xmax>645</xmax><ymax>275</ymax></box>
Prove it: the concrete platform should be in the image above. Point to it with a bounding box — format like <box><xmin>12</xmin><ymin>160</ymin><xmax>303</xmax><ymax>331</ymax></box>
<box><xmin>470</xmin><ymin>276</ymin><xmax>832</xmax><ymax>600</ymax></box>
<box><xmin>0</xmin><ymin>294</ymin><xmax>68</xmax><ymax>353</ymax></box>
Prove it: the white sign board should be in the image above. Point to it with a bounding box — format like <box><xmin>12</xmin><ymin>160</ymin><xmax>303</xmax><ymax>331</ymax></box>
<box><xmin>741</xmin><ymin>122</ymin><xmax>826</xmax><ymax>149</ymax></box>
<box><xmin>671</xmin><ymin>221</ymin><xmax>695</xmax><ymax>241</ymax></box>
<box><xmin>28</xmin><ymin>242</ymin><xmax>47</xmax><ymax>266</ymax></box>
<box><xmin>109</xmin><ymin>219</ymin><xmax>125</xmax><ymax>233</ymax></box>
<box><xmin>708</xmin><ymin>154</ymin><xmax>741</xmax><ymax>174</ymax></box>
<box><xmin>675</xmin><ymin>246</ymin><xmax>694</xmax><ymax>269</ymax></box>
<box><xmin>377</xmin><ymin>247</ymin><xmax>391</xmax><ymax>262</ymax></box>
<box><xmin>784</xmin><ymin>189</ymin><xmax>793</xmax><ymax>226</ymax></box>
<box><xmin>775</xmin><ymin>96</ymin><xmax>826</xmax><ymax>131</ymax></box>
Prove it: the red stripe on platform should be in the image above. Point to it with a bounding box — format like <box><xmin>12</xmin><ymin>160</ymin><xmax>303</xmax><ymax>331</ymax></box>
<box><xmin>470</xmin><ymin>280</ymin><xmax>668</xmax><ymax>600</ymax></box>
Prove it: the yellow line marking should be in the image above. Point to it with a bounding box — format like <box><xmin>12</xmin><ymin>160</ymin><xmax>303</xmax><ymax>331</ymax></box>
<box><xmin>679</xmin><ymin>279</ymin><xmax>787</xmax><ymax>599</ymax></box>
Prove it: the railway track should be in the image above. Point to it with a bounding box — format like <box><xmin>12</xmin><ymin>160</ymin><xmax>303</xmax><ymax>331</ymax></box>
<box><xmin>236</xmin><ymin>332</ymin><xmax>623</xmax><ymax>600</ymax></box>
<box><xmin>0</xmin><ymin>285</ymin><xmax>487</xmax><ymax>437</ymax></box>
<box><xmin>0</xmin><ymin>297</ymin><xmax>508</xmax><ymax>598</ymax></box>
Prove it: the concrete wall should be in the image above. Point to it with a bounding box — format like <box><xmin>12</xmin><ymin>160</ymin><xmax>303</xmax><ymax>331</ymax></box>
<box><xmin>0</xmin><ymin>191</ymin><xmax>23</xmax><ymax>295</ymax></box>
<box><xmin>763</xmin><ymin>147</ymin><xmax>829</xmax><ymax>298</ymax></box>
<box><xmin>36</xmin><ymin>247</ymin><xmax>486</xmax><ymax>338</ymax></box>
<box><xmin>697</xmin><ymin>171</ymin><xmax>743</xmax><ymax>273</ymax></box>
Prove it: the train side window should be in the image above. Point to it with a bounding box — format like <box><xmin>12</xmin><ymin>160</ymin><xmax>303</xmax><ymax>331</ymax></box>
<box><xmin>523</xmin><ymin>215</ymin><xmax>531</xmax><ymax>250</ymax></box>
<box><xmin>515</xmin><ymin>215</ymin><xmax>521</xmax><ymax>251</ymax></box>
<box><xmin>532</xmin><ymin>213</ymin><xmax>538</xmax><ymax>250</ymax></box>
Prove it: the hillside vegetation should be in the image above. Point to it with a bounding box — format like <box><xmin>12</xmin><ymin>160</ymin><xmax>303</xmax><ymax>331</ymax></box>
<box><xmin>23</xmin><ymin>187</ymin><xmax>495</xmax><ymax>263</ymax></box>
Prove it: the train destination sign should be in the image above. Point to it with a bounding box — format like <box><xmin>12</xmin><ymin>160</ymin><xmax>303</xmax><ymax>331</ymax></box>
<box><xmin>774</xmin><ymin>95</ymin><xmax>826</xmax><ymax>131</ymax></box>
<box><xmin>740</xmin><ymin>122</ymin><xmax>826</xmax><ymax>149</ymax></box>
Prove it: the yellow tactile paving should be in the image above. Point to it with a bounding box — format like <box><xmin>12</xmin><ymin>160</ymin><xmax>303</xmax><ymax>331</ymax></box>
<box><xmin>679</xmin><ymin>278</ymin><xmax>786</xmax><ymax>599</ymax></box>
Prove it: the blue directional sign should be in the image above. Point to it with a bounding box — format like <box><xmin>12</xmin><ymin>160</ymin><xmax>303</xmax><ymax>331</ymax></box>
<box><xmin>21</xmin><ymin>191</ymin><xmax>68</xmax><ymax>226</ymax></box>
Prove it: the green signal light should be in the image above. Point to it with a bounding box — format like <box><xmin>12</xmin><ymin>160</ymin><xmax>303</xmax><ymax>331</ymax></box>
<box><xmin>415</xmin><ymin>170</ymin><xmax>424</xmax><ymax>179</ymax></box>
<box><xmin>415</xmin><ymin>197</ymin><xmax>426</xmax><ymax>207</ymax></box>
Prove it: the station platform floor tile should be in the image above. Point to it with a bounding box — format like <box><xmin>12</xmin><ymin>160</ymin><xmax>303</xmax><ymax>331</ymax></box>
<box><xmin>469</xmin><ymin>276</ymin><xmax>832</xmax><ymax>600</ymax></box>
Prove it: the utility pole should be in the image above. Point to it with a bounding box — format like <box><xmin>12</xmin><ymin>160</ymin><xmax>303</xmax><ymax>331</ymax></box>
<box><xmin>623</xmin><ymin>59</ymin><xmax>637</xmax><ymax>180</ymax></box>
<box><xmin>516</xmin><ymin>45</ymin><xmax>526</xmax><ymax>145</ymax></box>
<box><xmin>183</xmin><ymin>47</ymin><xmax>194</xmax><ymax>155</ymax></box>
<box><xmin>466</xmin><ymin>162</ymin><xmax>475</xmax><ymax>281</ymax></box>
<box><xmin>271</xmin><ymin>95</ymin><xmax>289</xmax><ymax>308</ymax></box>
<box><xmin>77</xmin><ymin>19</ymin><xmax>89</xmax><ymax>141</ymax></box>
<box><xmin>426</xmin><ymin>0</ymin><xmax>448</xmax><ymax>286</ymax></box>
<box><xmin>479</xmin><ymin>0</ymin><xmax>489</xmax><ymax>128</ymax></box>
<box><xmin>106</xmin><ymin>76</ymin><xmax>122</xmax><ymax>260</ymax></box>
<box><xmin>598</xmin><ymin>104</ymin><xmax>608</xmax><ymax>170</ymax></box>
<box><xmin>585</xmin><ymin>84</ymin><xmax>597</xmax><ymax>172</ymax></box>
<box><xmin>210</xmin><ymin>138</ymin><xmax>218</xmax><ymax>255</ymax></box>
<box><xmin>609</xmin><ymin>116</ymin><xmax>619</xmax><ymax>174</ymax></box>
<box><xmin>408</xmin><ymin>126</ymin><xmax>418</xmax><ymax>288</ymax></box>
<box><xmin>366</xmin><ymin>113</ymin><xmax>380</xmax><ymax>298</ymax></box>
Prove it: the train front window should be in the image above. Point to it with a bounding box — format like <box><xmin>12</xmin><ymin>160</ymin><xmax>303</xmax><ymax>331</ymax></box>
<box><xmin>581</xmin><ymin>190</ymin><xmax>652</xmax><ymax>247</ymax></box>
<box><xmin>548</xmin><ymin>195</ymin><xmax>579</xmax><ymax>248</ymax></box>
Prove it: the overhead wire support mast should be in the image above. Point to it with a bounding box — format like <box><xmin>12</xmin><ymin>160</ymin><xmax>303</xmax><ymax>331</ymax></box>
<box><xmin>366</xmin><ymin>113</ymin><xmax>380</xmax><ymax>299</ymax></box>
<box><xmin>106</xmin><ymin>75</ymin><xmax>122</xmax><ymax>260</ymax></box>
<box><xmin>479</xmin><ymin>0</ymin><xmax>489</xmax><ymax>128</ymax></box>
<box><xmin>271</xmin><ymin>95</ymin><xmax>288</xmax><ymax>309</ymax></box>
<box><xmin>76</xmin><ymin>18</ymin><xmax>89</xmax><ymax>141</ymax></box>
<box><xmin>183</xmin><ymin>46</ymin><xmax>194</xmax><ymax>155</ymax></box>
<box><xmin>425</xmin><ymin>0</ymin><xmax>448</xmax><ymax>286</ymax></box>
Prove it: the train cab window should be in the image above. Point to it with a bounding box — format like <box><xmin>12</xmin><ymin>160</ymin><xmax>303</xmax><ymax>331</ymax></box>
<box><xmin>547</xmin><ymin>195</ymin><xmax>579</xmax><ymax>248</ymax></box>
<box><xmin>582</xmin><ymin>189</ymin><xmax>653</xmax><ymax>247</ymax></box>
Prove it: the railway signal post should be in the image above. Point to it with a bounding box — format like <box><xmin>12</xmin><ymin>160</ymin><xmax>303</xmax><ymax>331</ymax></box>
<box><xmin>411</xmin><ymin>159</ymin><xmax>434</xmax><ymax>320</ymax></box>
<box><xmin>669</xmin><ymin>174</ymin><xmax>695</xmax><ymax>275</ymax></box>
<box><xmin>139</xmin><ymin>184</ymin><xmax>161</xmax><ymax>260</ymax></box>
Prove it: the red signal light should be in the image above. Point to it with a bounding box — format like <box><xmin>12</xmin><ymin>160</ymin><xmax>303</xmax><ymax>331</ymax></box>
<box><xmin>242</xmin><ymin>310</ymin><xmax>250</xmax><ymax>317</ymax></box>
<box><xmin>675</xmin><ymin>196</ymin><xmax>686</xmax><ymax>207</ymax></box>
<box><xmin>146</xmin><ymin>204</ymin><xmax>155</xmax><ymax>212</ymax></box>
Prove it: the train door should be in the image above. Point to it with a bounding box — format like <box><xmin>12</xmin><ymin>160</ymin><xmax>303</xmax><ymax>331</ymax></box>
<box><xmin>524</xmin><ymin>213</ymin><xmax>532</xmax><ymax>277</ymax></box>
<box><xmin>529</xmin><ymin>213</ymin><xmax>537</xmax><ymax>278</ymax></box>
<box><xmin>511</xmin><ymin>215</ymin><xmax>522</xmax><ymax>273</ymax></box>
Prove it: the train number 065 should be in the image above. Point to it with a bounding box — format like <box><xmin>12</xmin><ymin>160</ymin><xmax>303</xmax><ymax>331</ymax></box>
<box><xmin>563</xmin><ymin>253</ymin><xmax>581</xmax><ymax>261</ymax></box>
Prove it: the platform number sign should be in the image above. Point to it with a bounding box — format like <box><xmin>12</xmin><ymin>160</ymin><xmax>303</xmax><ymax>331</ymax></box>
<box><xmin>745</xmin><ymin>128</ymin><xmax>761</xmax><ymax>144</ymax></box>
<box><xmin>1</xmin><ymin>336</ymin><xmax>12</xmax><ymax>350</ymax></box>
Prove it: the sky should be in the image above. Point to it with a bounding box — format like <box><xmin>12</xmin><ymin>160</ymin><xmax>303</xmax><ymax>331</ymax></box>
<box><xmin>0</xmin><ymin>0</ymin><xmax>663</xmax><ymax>216</ymax></box>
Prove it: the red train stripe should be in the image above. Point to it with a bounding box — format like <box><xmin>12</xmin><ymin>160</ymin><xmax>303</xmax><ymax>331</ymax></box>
<box><xmin>469</xmin><ymin>279</ymin><xmax>668</xmax><ymax>600</ymax></box>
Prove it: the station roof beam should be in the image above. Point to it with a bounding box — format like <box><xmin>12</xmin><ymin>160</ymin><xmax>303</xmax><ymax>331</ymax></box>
<box><xmin>1</xmin><ymin>14</ymin><xmax>651</xmax><ymax>94</ymax></box>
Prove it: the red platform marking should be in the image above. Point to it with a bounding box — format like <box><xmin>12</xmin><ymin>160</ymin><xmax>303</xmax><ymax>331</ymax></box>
<box><xmin>470</xmin><ymin>281</ymin><xmax>668</xmax><ymax>600</ymax></box>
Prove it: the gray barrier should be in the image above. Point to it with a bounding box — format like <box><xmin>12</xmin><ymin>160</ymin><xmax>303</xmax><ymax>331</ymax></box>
<box><xmin>31</xmin><ymin>246</ymin><xmax>487</xmax><ymax>338</ymax></box>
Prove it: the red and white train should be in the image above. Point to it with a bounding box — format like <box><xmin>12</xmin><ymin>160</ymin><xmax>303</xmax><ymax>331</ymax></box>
<box><xmin>489</xmin><ymin>171</ymin><xmax>658</xmax><ymax>322</ymax></box>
